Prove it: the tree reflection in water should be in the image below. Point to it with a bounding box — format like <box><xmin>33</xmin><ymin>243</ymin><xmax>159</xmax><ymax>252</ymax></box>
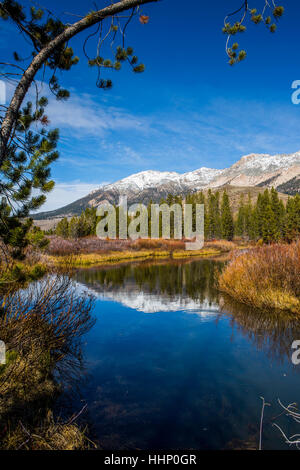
<box><xmin>76</xmin><ymin>258</ymin><xmax>300</xmax><ymax>365</ymax></box>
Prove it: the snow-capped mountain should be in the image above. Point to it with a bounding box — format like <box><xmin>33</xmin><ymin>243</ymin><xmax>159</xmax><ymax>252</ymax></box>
<box><xmin>209</xmin><ymin>151</ymin><xmax>300</xmax><ymax>190</ymax></box>
<box><xmin>106</xmin><ymin>170</ymin><xmax>181</xmax><ymax>192</ymax></box>
<box><xmin>75</xmin><ymin>279</ymin><xmax>219</xmax><ymax>317</ymax></box>
<box><xmin>97</xmin><ymin>290</ymin><xmax>219</xmax><ymax>317</ymax></box>
<box><xmin>99</xmin><ymin>167</ymin><xmax>223</xmax><ymax>194</ymax></box>
<box><xmin>34</xmin><ymin>150</ymin><xmax>300</xmax><ymax>220</ymax></box>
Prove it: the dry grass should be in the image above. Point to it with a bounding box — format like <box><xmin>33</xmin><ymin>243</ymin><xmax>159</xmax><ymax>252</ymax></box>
<box><xmin>46</xmin><ymin>237</ymin><xmax>243</xmax><ymax>267</ymax></box>
<box><xmin>205</xmin><ymin>240</ymin><xmax>240</xmax><ymax>252</ymax></box>
<box><xmin>47</xmin><ymin>236</ymin><xmax>133</xmax><ymax>256</ymax></box>
<box><xmin>50</xmin><ymin>246</ymin><xmax>225</xmax><ymax>267</ymax></box>
<box><xmin>172</xmin><ymin>248</ymin><xmax>220</xmax><ymax>259</ymax></box>
<box><xmin>4</xmin><ymin>411</ymin><xmax>95</xmax><ymax>450</ymax></box>
<box><xmin>0</xmin><ymin>262</ymin><xmax>47</xmax><ymax>289</ymax></box>
<box><xmin>47</xmin><ymin>236</ymin><xmax>188</xmax><ymax>256</ymax></box>
<box><xmin>132</xmin><ymin>238</ymin><xmax>186</xmax><ymax>251</ymax></box>
<box><xmin>219</xmin><ymin>242</ymin><xmax>300</xmax><ymax>313</ymax></box>
<box><xmin>51</xmin><ymin>250</ymin><xmax>171</xmax><ymax>267</ymax></box>
<box><xmin>0</xmin><ymin>275</ymin><xmax>95</xmax><ymax>449</ymax></box>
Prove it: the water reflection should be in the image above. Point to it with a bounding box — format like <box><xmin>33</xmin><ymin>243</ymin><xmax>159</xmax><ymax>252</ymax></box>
<box><xmin>73</xmin><ymin>259</ymin><xmax>300</xmax><ymax>449</ymax></box>
<box><xmin>76</xmin><ymin>259</ymin><xmax>221</xmax><ymax>314</ymax></box>
<box><xmin>76</xmin><ymin>259</ymin><xmax>300</xmax><ymax>364</ymax></box>
<box><xmin>220</xmin><ymin>296</ymin><xmax>300</xmax><ymax>363</ymax></box>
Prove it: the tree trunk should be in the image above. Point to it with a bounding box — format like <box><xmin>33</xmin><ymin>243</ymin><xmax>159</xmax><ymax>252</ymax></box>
<box><xmin>0</xmin><ymin>0</ymin><xmax>157</xmax><ymax>159</ymax></box>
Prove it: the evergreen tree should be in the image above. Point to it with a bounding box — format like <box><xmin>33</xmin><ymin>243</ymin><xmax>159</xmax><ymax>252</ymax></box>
<box><xmin>68</xmin><ymin>217</ymin><xmax>79</xmax><ymax>239</ymax></box>
<box><xmin>56</xmin><ymin>217</ymin><xmax>69</xmax><ymax>238</ymax></box>
<box><xmin>244</xmin><ymin>192</ymin><xmax>253</xmax><ymax>238</ymax></box>
<box><xmin>207</xmin><ymin>190</ymin><xmax>219</xmax><ymax>239</ymax></box>
<box><xmin>0</xmin><ymin>0</ymin><xmax>152</xmax><ymax>257</ymax></box>
<box><xmin>249</xmin><ymin>205</ymin><xmax>259</xmax><ymax>241</ymax></box>
<box><xmin>236</xmin><ymin>194</ymin><xmax>245</xmax><ymax>237</ymax></box>
<box><xmin>221</xmin><ymin>191</ymin><xmax>234</xmax><ymax>240</ymax></box>
<box><xmin>270</xmin><ymin>187</ymin><xmax>285</xmax><ymax>239</ymax></box>
<box><xmin>285</xmin><ymin>195</ymin><xmax>300</xmax><ymax>241</ymax></box>
<box><xmin>261</xmin><ymin>201</ymin><xmax>278</xmax><ymax>243</ymax></box>
<box><xmin>214</xmin><ymin>191</ymin><xmax>222</xmax><ymax>238</ymax></box>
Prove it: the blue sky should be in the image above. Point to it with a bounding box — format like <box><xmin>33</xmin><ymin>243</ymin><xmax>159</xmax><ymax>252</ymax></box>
<box><xmin>2</xmin><ymin>0</ymin><xmax>300</xmax><ymax>210</ymax></box>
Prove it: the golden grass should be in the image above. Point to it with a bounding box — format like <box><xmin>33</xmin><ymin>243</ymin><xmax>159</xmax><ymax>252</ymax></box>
<box><xmin>205</xmin><ymin>240</ymin><xmax>238</xmax><ymax>251</ymax></box>
<box><xmin>50</xmin><ymin>246</ymin><xmax>225</xmax><ymax>266</ymax></box>
<box><xmin>4</xmin><ymin>411</ymin><xmax>94</xmax><ymax>450</ymax></box>
<box><xmin>50</xmin><ymin>250</ymin><xmax>171</xmax><ymax>267</ymax></box>
<box><xmin>218</xmin><ymin>242</ymin><xmax>300</xmax><ymax>314</ymax></box>
<box><xmin>0</xmin><ymin>262</ymin><xmax>46</xmax><ymax>288</ymax></box>
<box><xmin>172</xmin><ymin>248</ymin><xmax>221</xmax><ymax>259</ymax></box>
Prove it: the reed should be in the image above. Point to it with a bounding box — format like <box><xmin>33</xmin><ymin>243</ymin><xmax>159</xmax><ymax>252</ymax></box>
<box><xmin>172</xmin><ymin>248</ymin><xmax>220</xmax><ymax>259</ymax></box>
<box><xmin>218</xmin><ymin>242</ymin><xmax>300</xmax><ymax>313</ymax></box>
<box><xmin>51</xmin><ymin>250</ymin><xmax>171</xmax><ymax>267</ymax></box>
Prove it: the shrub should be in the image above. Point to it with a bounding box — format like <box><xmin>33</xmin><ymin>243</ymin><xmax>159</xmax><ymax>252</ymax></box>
<box><xmin>0</xmin><ymin>274</ymin><xmax>95</xmax><ymax>449</ymax></box>
<box><xmin>132</xmin><ymin>238</ymin><xmax>185</xmax><ymax>251</ymax></box>
<box><xmin>47</xmin><ymin>236</ymin><xmax>132</xmax><ymax>256</ymax></box>
<box><xmin>218</xmin><ymin>242</ymin><xmax>300</xmax><ymax>313</ymax></box>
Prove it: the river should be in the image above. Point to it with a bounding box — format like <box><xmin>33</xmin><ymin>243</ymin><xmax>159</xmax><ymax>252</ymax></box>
<box><xmin>62</xmin><ymin>258</ymin><xmax>300</xmax><ymax>450</ymax></box>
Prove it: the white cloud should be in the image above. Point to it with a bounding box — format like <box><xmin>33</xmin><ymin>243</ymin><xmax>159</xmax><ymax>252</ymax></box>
<box><xmin>35</xmin><ymin>87</ymin><xmax>147</xmax><ymax>137</ymax></box>
<box><xmin>35</xmin><ymin>181</ymin><xmax>109</xmax><ymax>212</ymax></box>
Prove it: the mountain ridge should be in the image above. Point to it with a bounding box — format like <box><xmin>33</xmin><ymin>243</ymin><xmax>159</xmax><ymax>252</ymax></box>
<box><xmin>34</xmin><ymin>150</ymin><xmax>300</xmax><ymax>220</ymax></box>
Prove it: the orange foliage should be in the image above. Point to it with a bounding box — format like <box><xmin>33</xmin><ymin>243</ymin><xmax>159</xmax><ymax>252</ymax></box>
<box><xmin>219</xmin><ymin>242</ymin><xmax>300</xmax><ymax>313</ymax></box>
<box><xmin>139</xmin><ymin>15</ymin><xmax>149</xmax><ymax>24</ymax></box>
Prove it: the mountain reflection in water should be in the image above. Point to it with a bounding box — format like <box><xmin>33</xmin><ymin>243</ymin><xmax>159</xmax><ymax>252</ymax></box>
<box><xmin>72</xmin><ymin>259</ymin><xmax>300</xmax><ymax>450</ymax></box>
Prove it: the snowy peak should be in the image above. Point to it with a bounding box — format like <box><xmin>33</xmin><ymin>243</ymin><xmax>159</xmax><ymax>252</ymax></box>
<box><xmin>180</xmin><ymin>167</ymin><xmax>223</xmax><ymax>187</ymax></box>
<box><xmin>92</xmin><ymin>150</ymin><xmax>300</xmax><ymax>195</ymax></box>
<box><xmin>209</xmin><ymin>151</ymin><xmax>300</xmax><ymax>190</ymax></box>
<box><xmin>104</xmin><ymin>170</ymin><xmax>180</xmax><ymax>192</ymax></box>
<box><xmin>228</xmin><ymin>151</ymin><xmax>300</xmax><ymax>174</ymax></box>
<box><xmin>102</xmin><ymin>167</ymin><xmax>224</xmax><ymax>193</ymax></box>
<box><xmin>34</xmin><ymin>150</ymin><xmax>300</xmax><ymax>220</ymax></box>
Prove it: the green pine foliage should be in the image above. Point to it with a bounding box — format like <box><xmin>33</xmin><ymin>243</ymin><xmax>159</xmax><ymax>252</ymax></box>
<box><xmin>55</xmin><ymin>208</ymin><xmax>98</xmax><ymax>239</ymax></box>
<box><xmin>0</xmin><ymin>96</ymin><xmax>58</xmax><ymax>258</ymax></box>
<box><xmin>0</xmin><ymin>0</ymin><xmax>148</xmax><ymax>258</ymax></box>
<box><xmin>223</xmin><ymin>3</ymin><xmax>284</xmax><ymax>65</ymax></box>
<box><xmin>55</xmin><ymin>217</ymin><xmax>70</xmax><ymax>239</ymax></box>
<box><xmin>235</xmin><ymin>188</ymin><xmax>299</xmax><ymax>243</ymax></box>
<box><xmin>54</xmin><ymin>188</ymin><xmax>300</xmax><ymax>244</ymax></box>
<box><xmin>220</xmin><ymin>191</ymin><xmax>234</xmax><ymax>241</ymax></box>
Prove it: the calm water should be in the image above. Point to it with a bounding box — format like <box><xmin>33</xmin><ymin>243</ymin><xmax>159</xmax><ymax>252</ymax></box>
<box><xmin>68</xmin><ymin>259</ymin><xmax>300</xmax><ymax>450</ymax></box>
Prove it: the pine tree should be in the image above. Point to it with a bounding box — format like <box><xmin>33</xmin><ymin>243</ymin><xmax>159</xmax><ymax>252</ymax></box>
<box><xmin>249</xmin><ymin>205</ymin><xmax>259</xmax><ymax>241</ymax></box>
<box><xmin>84</xmin><ymin>207</ymin><xmax>97</xmax><ymax>235</ymax></box>
<box><xmin>207</xmin><ymin>190</ymin><xmax>219</xmax><ymax>239</ymax></box>
<box><xmin>221</xmin><ymin>191</ymin><xmax>234</xmax><ymax>240</ymax></box>
<box><xmin>214</xmin><ymin>191</ymin><xmax>222</xmax><ymax>238</ymax></box>
<box><xmin>261</xmin><ymin>202</ymin><xmax>277</xmax><ymax>243</ymax></box>
<box><xmin>285</xmin><ymin>195</ymin><xmax>300</xmax><ymax>241</ymax></box>
<box><xmin>270</xmin><ymin>187</ymin><xmax>285</xmax><ymax>239</ymax></box>
<box><xmin>0</xmin><ymin>0</ymin><xmax>152</xmax><ymax>257</ymax></box>
<box><xmin>244</xmin><ymin>192</ymin><xmax>253</xmax><ymax>238</ymax></box>
<box><xmin>236</xmin><ymin>194</ymin><xmax>245</xmax><ymax>237</ymax></box>
<box><xmin>56</xmin><ymin>217</ymin><xmax>69</xmax><ymax>238</ymax></box>
<box><xmin>68</xmin><ymin>217</ymin><xmax>79</xmax><ymax>239</ymax></box>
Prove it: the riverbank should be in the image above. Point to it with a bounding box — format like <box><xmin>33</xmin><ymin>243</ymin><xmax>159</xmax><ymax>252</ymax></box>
<box><xmin>218</xmin><ymin>242</ymin><xmax>300</xmax><ymax>314</ymax></box>
<box><xmin>46</xmin><ymin>237</ymin><xmax>248</xmax><ymax>267</ymax></box>
<box><xmin>48</xmin><ymin>247</ymin><xmax>223</xmax><ymax>267</ymax></box>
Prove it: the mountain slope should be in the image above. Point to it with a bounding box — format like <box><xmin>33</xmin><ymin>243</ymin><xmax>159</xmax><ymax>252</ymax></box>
<box><xmin>34</xmin><ymin>151</ymin><xmax>300</xmax><ymax>220</ymax></box>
